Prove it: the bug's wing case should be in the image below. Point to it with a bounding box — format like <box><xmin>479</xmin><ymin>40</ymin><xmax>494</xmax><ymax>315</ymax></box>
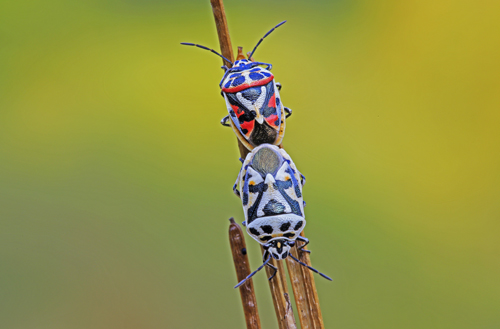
<box><xmin>237</xmin><ymin>144</ymin><xmax>306</xmax><ymax>244</ymax></box>
<box><xmin>223</xmin><ymin>93</ymin><xmax>255</xmax><ymax>151</ymax></box>
<box><xmin>222</xmin><ymin>69</ymin><xmax>287</xmax><ymax>151</ymax></box>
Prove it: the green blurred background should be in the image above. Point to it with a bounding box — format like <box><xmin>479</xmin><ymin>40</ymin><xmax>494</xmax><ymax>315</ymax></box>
<box><xmin>1</xmin><ymin>0</ymin><xmax>499</xmax><ymax>328</ymax></box>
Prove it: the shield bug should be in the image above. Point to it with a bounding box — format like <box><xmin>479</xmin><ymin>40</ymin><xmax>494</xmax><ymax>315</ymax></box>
<box><xmin>232</xmin><ymin>144</ymin><xmax>331</xmax><ymax>288</ymax></box>
<box><xmin>181</xmin><ymin>21</ymin><xmax>292</xmax><ymax>150</ymax></box>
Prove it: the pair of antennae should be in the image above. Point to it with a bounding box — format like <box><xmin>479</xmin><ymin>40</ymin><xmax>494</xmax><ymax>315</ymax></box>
<box><xmin>181</xmin><ymin>20</ymin><xmax>287</xmax><ymax>66</ymax></box>
<box><xmin>233</xmin><ymin>252</ymin><xmax>332</xmax><ymax>289</ymax></box>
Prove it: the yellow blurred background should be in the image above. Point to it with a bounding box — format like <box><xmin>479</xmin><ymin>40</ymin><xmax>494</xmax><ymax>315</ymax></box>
<box><xmin>1</xmin><ymin>0</ymin><xmax>499</xmax><ymax>328</ymax></box>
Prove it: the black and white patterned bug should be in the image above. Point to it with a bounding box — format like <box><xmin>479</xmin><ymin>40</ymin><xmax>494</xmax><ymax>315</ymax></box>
<box><xmin>232</xmin><ymin>144</ymin><xmax>332</xmax><ymax>288</ymax></box>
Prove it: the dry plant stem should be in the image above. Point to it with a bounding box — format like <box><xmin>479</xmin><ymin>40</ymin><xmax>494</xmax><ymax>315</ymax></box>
<box><xmin>210</xmin><ymin>0</ymin><xmax>249</xmax><ymax>159</ymax></box>
<box><xmin>261</xmin><ymin>246</ymin><xmax>297</xmax><ymax>329</ymax></box>
<box><xmin>298</xmin><ymin>230</ymin><xmax>325</xmax><ymax>329</ymax></box>
<box><xmin>229</xmin><ymin>218</ymin><xmax>262</xmax><ymax>329</ymax></box>
<box><xmin>210</xmin><ymin>0</ymin><xmax>233</xmax><ymax>67</ymax></box>
<box><xmin>285</xmin><ymin>244</ymin><xmax>315</xmax><ymax>329</ymax></box>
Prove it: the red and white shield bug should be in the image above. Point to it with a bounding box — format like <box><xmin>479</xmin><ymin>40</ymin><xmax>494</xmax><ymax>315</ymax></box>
<box><xmin>181</xmin><ymin>21</ymin><xmax>292</xmax><ymax>150</ymax></box>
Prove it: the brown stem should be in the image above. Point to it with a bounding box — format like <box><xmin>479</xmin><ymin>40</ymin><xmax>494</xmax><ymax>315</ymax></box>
<box><xmin>285</xmin><ymin>244</ymin><xmax>315</xmax><ymax>329</ymax></box>
<box><xmin>298</xmin><ymin>231</ymin><xmax>325</xmax><ymax>328</ymax></box>
<box><xmin>229</xmin><ymin>218</ymin><xmax>262</xmax><ymax>329</ymax></box>
<box><xmin>262</xmin><ymin>247</ymin><xmax>297</xmax><ymax>329</ymax></box>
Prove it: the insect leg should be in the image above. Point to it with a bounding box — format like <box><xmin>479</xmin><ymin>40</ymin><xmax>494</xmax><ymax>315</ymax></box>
<box><xmin>289</xmin><ymin>254</ymin><xmax>332</xmax><ymax>281</ymax></box>
<box><xmin>266</xmin><ymin>262</ymin><xmax>278</xmax><ymax>281</ymax></box>
<box><xmin>233</xmin><ymin>166</ymin><xmax>242</xmax><ymax>198</ymax></box>
<box><xmin>234</xmin><ymin>255</ymin><xmax>272</xmax><ymax>288</ymax></box>
<box><xmin>296</xmin><ymin>235</ymin><xmax>311</xmax><ymax>254</ymax></box>
<box><xmin>284</xmin><ymin>107</ymin><xmax>292</xmax><ymax>118</ymax></box>
<box><xmin>276</xmin><ymin>82</ymin><xmax>282</xmax><ymax>91</ymax></box>
<box><xmin>220</xmin><ymin>115</ymin><xmax>230</xmax><ymax>127</ymax></box>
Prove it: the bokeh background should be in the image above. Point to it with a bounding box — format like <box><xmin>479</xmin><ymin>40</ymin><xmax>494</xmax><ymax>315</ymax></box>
<box><xmin>1</xmin><ymin>0</ymin><xmax>499</xmax><ymax>328</ymax></box>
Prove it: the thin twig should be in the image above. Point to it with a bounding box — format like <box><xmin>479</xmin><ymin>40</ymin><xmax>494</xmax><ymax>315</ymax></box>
<box><xmin>210</xmin><ymin>0</ymin><xmax>249</xmax><ymax>159</ymax></box>
<box><xmin>285</xmin><ymin>245</ymin><xmax>315</xmax><ymax>329</ymax></box>
<box><xmin>262</xmin><ymin>247</ymin><xmax>297</xmax><ymax>329</ymax></box>
<box><xmin>229</xmin><ymin>218</ymin><xmax>262</xmax><ymax>329</ymax></box>
<box><xmin>296</xmin><ymin>231</ymin><xmax>325</xmax><ymax>329</ymax></box>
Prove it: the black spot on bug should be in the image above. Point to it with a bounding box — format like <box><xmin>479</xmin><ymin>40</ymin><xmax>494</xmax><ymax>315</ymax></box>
<box><xmin>276</xmin><ymin>97</ymin><xmax>281</xmax><ymax>106</ymax></box>
<box><xmin>263</xmin><ymin>199</ymin><xmax>286</xmax><ymax>216</ymax></box>
<box><xmin>282</xmin><ymin>251</ymin><xmax>288</xmax><ymax>259</ymax></box>
<box><xmin>280</xmin><ymin>222</ymin><xmax>291</xmax><ymax>232</ymax></box>
<box><xmin>294</xmin><ymin>221</ymin><xmax>303</xmax><ymax>231</ymax></box>
<box><xmin>249</xmin><ymin>227</ymin><xmax>260</xmax><ymax>236</ymax></box>
<box><xmin>260</xmin><ymin>236</ymin><xmax>272</xmax><ymax>242</ymax></box>
<box><xmin>242</xmin><ymin>192</ymin><xmax>249</xmax><ymax>206</ymax></box>
<box><xmin>241</xmin><ymin>248</ymin><xmax>247</xmax><ymax>255</ymax></box>
<box><xmin>284</xmin><ymin>232</ymin><xmax>295</xmax><ymax>238</ymax></box>
<box><xmin>272</xmin><ymin>253</ymin><xmax>280</xmax><ymax>259</ymax></box>
<box><xmin>260</xmin><ymin>225</ymin><xmax>273</xmax><ymax>234</ymax></box>
<box><xmin>241</xmin><ymin>128</ymin><xmax>249</xmax><ymax>135</ymax></box>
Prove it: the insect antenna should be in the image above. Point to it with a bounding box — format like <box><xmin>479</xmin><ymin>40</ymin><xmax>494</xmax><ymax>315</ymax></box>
<box><xmin>180</xmin><ymin>42</ymin><xmax>233</xmax><ymax>66</ymax></box>
<box><xmin>248</xmin><ymin>20</ymin><xmax>287</xmax><ymax>60</ymax></box>
<box><xmin>234</xmin><ymin>255</ymin><xmax>272</xmax><ymax>288</ymax></box>
<box><xmin>289</xmin><ymin>254</ymin><xmax>333</xmax><ymax>281</ymax></box>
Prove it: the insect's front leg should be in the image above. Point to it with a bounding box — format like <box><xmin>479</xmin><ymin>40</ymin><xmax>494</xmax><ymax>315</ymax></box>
<box><xmin>266</xmin><ymin>262</ymin><xmax>277</xmax><ymax>281</ymax></box>
<box><xmin>296</xmin><ymin>235</ymin><xmax>311</xmax><ymax>254</ymax></box>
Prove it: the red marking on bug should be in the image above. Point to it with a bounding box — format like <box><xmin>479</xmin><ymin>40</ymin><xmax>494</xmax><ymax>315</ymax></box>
<box><xmin>266</xmin><ymin>114</ymin><xmax>279</xmax><ymax>128</ymax></box>
<box><xmin>268</xmin><ymin>94</ymin><xmax>276</xmax><ymax>108</ymax></box>
<box><xmin>221</xmin><ymin>75</ymin><xmax>274</xmax><ymax>93</ymax></box>
<box><xmin>240</xmin><ymin>120</ymin><xmax>254</xmax><ymax>137</ymax></box>
<box><xmin>231</xmin><ymin>104</ymin><xmax>245</xmax><ymax>118</ymax></box>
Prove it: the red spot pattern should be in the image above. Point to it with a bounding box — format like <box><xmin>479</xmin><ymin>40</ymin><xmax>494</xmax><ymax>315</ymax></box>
<box><xmin>268</xmin><ymin>94</ymin><xmax>276</xmax><ymax>108</ymax></box>
<box><xmin>266</xmin><ymin>114</ymin><xmax>279</xmax><ymax>128</ymax></box>
<box><xmin>231</xmin><ymin>104</ymin><xmax>244</xmax><ymax>118</ymax></box>
<box><xmin>240</xmin><ymin>120</ymin><xmax>255</xmax><ymax>137</ymax></box>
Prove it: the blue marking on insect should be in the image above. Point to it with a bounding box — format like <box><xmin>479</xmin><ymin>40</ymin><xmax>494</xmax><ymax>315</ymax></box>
<box><xmin>232</xmin><ymin>75</ymin><xmax>245</xmax><ymax>87</ymax></box>
<box><xmin>249</xmin><ymin>72</ymin><xmax>264</xmax><ymax>81</ymax></box>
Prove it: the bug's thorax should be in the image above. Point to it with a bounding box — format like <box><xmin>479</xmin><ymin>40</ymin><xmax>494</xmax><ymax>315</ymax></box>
<box><xmin>221</xmin><ymin>61</ymin><xmax>274</xmax><ymax>93</ymax></box>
